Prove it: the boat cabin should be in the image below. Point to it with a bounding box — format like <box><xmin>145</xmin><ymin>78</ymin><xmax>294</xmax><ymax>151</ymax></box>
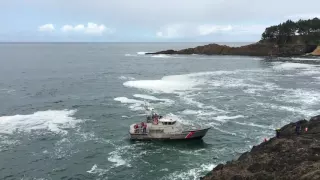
<box><xmin>159</xmin><ymin>119</ymin><xmax>176</xmax><ymax>125</ymax></box>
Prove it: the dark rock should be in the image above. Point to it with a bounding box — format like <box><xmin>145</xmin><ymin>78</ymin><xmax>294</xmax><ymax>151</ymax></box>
<box><xmin>149</xmin><ymin>43</ymin><xmax>318</xmax><ymax>57</ymax></box>
<box><xmin>201</xmin><ymin>115</ymin><xmax>320</xmax><ymax>180</ymax></box>
<box><xmin>146</xmin><ymin>49</ymin><xmax>176</xmax><ymax>55</ymax></box>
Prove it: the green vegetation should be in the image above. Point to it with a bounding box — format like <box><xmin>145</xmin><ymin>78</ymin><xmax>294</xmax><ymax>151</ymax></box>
<box><xmin>261</xmin><ymin>18</ymin><xmax>320</xmax><ymax>44</ymax></box>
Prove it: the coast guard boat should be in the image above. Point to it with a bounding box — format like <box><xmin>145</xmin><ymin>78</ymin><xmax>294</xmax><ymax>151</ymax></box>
<box><xmin>129</xmin><ymin>104</ymin><xmax>210</xmax><ymax>140</ymax></box>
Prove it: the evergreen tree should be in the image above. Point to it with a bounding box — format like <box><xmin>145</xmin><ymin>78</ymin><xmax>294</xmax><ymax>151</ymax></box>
<box><xmin>261</xmin><ymin>18</ymin><xmax>320</xmax><ymax>44</ymax></box>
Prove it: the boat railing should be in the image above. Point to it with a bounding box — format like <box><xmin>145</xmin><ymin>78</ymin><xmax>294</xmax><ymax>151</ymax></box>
<box><xmin>134</xmin><ymin>128</ymin><xmax>148</xmax><ymax>134</ymax></box>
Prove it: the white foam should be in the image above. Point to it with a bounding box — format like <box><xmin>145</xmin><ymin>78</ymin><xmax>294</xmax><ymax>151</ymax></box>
<box><xmin>114</xmin><ymin>97</ymin><xmax>145</xmax><ymax>111</ymax></box>
<box><xmin>233</xmin><ymin>121</ymin><xmax>272</xmax><ymax>129</ymax></box>
<box><xmin>0</xmin><ymin>88</ymin><xmax>16</xmax><ymax>94</ymax></box>
<box><xmin>124</xmin><ymin>77</ymin><xmax>199</xmax><ymax>94</ymax></box>
<box><xmin>118</xmin><ymin>76</ymin><xmax>135</xmax><ymax>80</ymax></box>
<box><xmin>181</xmin><ymin>109</ymin><xmax>200</xmax><ymax>115</ymax></box>
<box><xmin>133</xmin><ymin>94</ymin><xmax>174</xmax><ymax>104</ymax></box>
<box><xmin>279</xmin><ymin>89</ymin><xmax>320</xmax><ymax>106</ymax></box>
<box><xmin>108</xmin><ymin>153</ymin><xmax>127</xmax><ymax>167</ymax></box>
<box><xmin>213</xmin><ymin>115</ymin><xmax>244</xmax><ymax>123</ymax></box>
<box><xmin>255</xmin><ymin>102</ymin><xmax>320</xmax><ymax>117</ymax></box>
<box><xmin>114</xmin><ymin>97</ymin><xmax>144</xmax><ymax>104</ymax></box>
<box><xmin>160</xmin><ymin>168</ymin><xmax>169</xmax><ymax>172</ymax></box>
<box><xmin>124</xmin><ymin>70</ymin><xmax>252</xmax><ymax>94</ymax></box>
<box><xmin>123</xmin><ymin>72</ymin><xmax>216</xmax><ymax>94</ymax></box>
<box><xmin>87</xmin><ymin>164</ymin><xmax>109</xmax><ymax>176</ymax></box>
<box><xmin>0</xmin><ymin>136</ymin><xmax>19</xmax><ymax>151</ymax></box>
<box><xmin>181</xmin><ymin>96</ymin><xmax>205</xmax><ymax>108</ymax></box>
<box><xmin>298</xmin><ymin>70</ymin><xmax>320</xmax><ymax>76</ymax></box>
<box><xmin>181</xmin><ymin>109</ymin><xmax>220</xmax><ymax>118</ymax></box>
<box><xmin>164</xmin><ymin>163</ymin><xmax>215</xmax><ymax>180</ymax></box>
<box><xmin>107</xmin><ymin>145</ymin><xmax>132</xmax><ymax>168</ymax></box>
<box><xmin>151</xmin><ymin>54</ymin><xmax>171</xmax><ymax>58</ymax></box>
<box><xmin>272</xmin><ymin>62</ymin><xmax>317</xmax><ymax>71</ymax></box>
<box><xmin>0</xmin><ymin>110</ymin><xmax>81</xmax><ymax>135</ymax></box>
<box><xmin>212</xmin><ymin>126</ymin><xmax>237</xmax><ymax>136</ymax></box>
<box><xmin>291</xmin><ymin>57</ymin><xmax>320</xmax><ymax>61</ymax></box>
<box><xmin>137</xmin><ymin>52</ymin><xmax>148</xmax><ymax>55</ymax></box>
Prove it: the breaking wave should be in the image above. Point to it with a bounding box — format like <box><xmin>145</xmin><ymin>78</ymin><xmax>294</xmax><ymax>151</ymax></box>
<box><xmin>118</xmin><ymin>76</ymin><xmax>135</xmax><ymax>80</ymax></box>
<box><xmin>272</xmin><ymin>62</ymin><xmax>319</xmax><ymax>71</ymax></box>
<box><xmin>137</xmin><ymin>52</ymin><xmax>148</xmax><ymax>55</ymax></box>
<box><xmin>163</xmin><ymin>163</ymin><xmax>216</xmax><ymax>180</ymax></box>
<box><xmin>151</xmin><ymin>54</ymin><xmax>171</xmax><ymax>58</ymax></box>
<box><xmin>213</xmin><ymin>115</ymin><xmax>245</xmax><ymax>123</ymax></box>
<box><xmin>114</xmin><ymin>97</ymin><xmax>145</xmax><ymax>111</ymax></box>
<box><xmin>133</xmin><ymin>94</ymin><xmax>174</xmax><ymax>103</ymax></box>
<box><xmin>0</xmin><ymin>110</ymin><xmax>81</xmax><ymax>135</ymax></box>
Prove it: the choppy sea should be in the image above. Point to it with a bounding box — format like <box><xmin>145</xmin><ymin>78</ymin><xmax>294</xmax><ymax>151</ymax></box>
<box><xmin>0</xmin><ymin>42</ymin><xmax>320</xmax><ymax>180</ymax></box>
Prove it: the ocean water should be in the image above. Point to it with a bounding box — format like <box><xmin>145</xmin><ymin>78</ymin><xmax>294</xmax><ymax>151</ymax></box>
<box><xmin>0</xmin><ymin>42</ymin><xmax>320</xmax><ymax>180</ymax></box>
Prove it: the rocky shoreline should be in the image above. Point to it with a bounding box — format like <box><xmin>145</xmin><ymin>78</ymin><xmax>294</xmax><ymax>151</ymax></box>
<box><xmin>148</xmin><ymin>18</ymin><xmax>320</xmax><ymax>58</ymax></box>
<box><xmin>146</xmin><ymin>43</ymin><xmax>319</xmax><ymax>57</ymax></box>
<box><xmin>200</xmin><ymin>115</ymin><xmax>320</xmax><ymax>180</ymax></box>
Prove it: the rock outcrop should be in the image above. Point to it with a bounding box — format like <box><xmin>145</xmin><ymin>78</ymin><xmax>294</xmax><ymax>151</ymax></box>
<box><xmin>201</xmin><ymin>115</ymin><xmax>320</xmax><ymax>180</ymax></box>
<box><xmin>147</xmin><ymin>43</ymin><xmax>318</xmax><ymax>57</ymax></box>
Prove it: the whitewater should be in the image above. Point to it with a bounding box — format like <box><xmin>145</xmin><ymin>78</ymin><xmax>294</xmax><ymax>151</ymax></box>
<box><xmin>0</xmin><ymin>43</ymin><xmax>320</xmax><ymax>180</ymax></box>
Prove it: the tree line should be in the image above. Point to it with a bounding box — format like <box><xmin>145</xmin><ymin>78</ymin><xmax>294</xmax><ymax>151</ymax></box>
<box><xmin>261</xmin><ymin>18</ymin><xmax>320</xmax><ymax>44</ymax></box>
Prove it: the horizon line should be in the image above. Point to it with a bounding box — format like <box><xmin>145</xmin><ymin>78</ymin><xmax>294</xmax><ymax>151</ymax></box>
<box><xmin>0</xmin><ymin>41</ymin><xmax>255</xmax><ymax>44</ymax></box>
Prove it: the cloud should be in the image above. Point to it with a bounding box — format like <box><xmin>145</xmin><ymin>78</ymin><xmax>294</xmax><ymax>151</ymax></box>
<box><xmin>4</xmin><ymin>0</ymin><xmax>320</xmax><ymax>41</ymax></box>
<box><xmin>156</xmin><ymin>24</ymin><xmax>185</xmax><ymax>38</ymax></box>
<box><xmin>61</xmin><ymin>23</ymin><xmax>114</xmax><ymax>35</ymax></box>
<box><xmin>24</xmin><ymin>0</ymin><xmax>319</xmax><ymax>26</ymax></box>
<box><xmin>197</xmin><ymin>25</ymin><xmax>233</xmax><ymax>36</ymax></box>
<box><xmin>286</xmin><ymin>14</ymin><xmax>320</xmax><ymax>21</ymax></box>
<box><xmin>156</xmin><ymin>24</ymin><xmax>268</xmax><ymax>39</ymax></box>
<box><xmin>38</xmin><ymin>24</ymin><xmax>55</xmax><ymax>32</ymax></box>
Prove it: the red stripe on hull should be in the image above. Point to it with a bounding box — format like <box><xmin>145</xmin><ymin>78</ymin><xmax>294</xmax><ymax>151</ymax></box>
<box><xmin>185</xmin><ymin>131</ymin><xmax>195</xmax><ymax>139</ymax></box>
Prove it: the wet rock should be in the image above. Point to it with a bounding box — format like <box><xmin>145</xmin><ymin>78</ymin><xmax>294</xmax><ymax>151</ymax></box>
<box><xmin>201</xmin><ymin>115</ymin><xmax>320</xmax><ymax>180</ymax></box>
<box><xmin>148</xmin><ymin>43</ymin><xmax>318</xmax><ymax>57</ymax></box>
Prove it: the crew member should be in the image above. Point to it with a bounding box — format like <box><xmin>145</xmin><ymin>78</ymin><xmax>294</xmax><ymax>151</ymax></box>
<box><xmin>143</xmin><ymin>123</ymin><xmax>147</xmax><ymax>133</ymax></box>
<box><xmin>153</xmin><ymin>114</ymin><xmax>159</xmax><ymax>125</ymax></box>
<box><xmin>134</xmin><ymin>124</ymin><xmax>139</xmax><ymax>133</ymax></box>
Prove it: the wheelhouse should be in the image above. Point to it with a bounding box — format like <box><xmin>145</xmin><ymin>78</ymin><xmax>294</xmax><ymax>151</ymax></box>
<box><xmin>159</xmin><ymin>119</ymin><xmax>177</xmax><ymax>125</ymax></box>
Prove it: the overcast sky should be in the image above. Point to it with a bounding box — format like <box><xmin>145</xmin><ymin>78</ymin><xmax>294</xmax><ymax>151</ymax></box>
<box><xmin>1</xmin><ymin>0</ymin><xmax>320</xmax><ymax>42</ymax></box>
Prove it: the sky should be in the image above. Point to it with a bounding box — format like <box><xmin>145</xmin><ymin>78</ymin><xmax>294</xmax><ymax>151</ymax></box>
<box><xmin>1</xmin><ymin>0</ymin><xmax>320</xmax><ymax>42</ymax></box>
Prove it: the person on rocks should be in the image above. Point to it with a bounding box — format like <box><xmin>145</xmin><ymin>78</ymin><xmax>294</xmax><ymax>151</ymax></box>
<box><xmin>275</xmin><ymin>128</ymin><xmax>280</xmax><ymax>138</ymax></box>
<box><xmin>295</xmin><ymin>121</ymin><xmax>301</xmax><ymax>135</ymax></box>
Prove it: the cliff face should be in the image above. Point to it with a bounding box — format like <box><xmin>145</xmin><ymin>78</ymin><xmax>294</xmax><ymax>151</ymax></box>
<box><xmin>201</xmin><ymin>115</ymin><xmax>320</xmax><ymax>180</ymax></box>
<box><xmin>147</xmin><ymin>43</ymin><xmax>318</xmax><ymax>57</ymax></box>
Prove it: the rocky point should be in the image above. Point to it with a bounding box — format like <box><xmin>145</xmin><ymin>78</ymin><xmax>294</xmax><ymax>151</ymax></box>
<box><xmin>200</xmin><ymin>115</ymin><xmax>320</xmax><ymax>180</ymax></box>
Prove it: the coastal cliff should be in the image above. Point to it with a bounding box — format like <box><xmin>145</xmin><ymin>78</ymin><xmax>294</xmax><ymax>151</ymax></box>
<box><xmin>148</xmin><ymin>18</ymin><xmax>320</xmax><ymax>57</ymax></box>
<box><xmin>201</xmin><ymin>115</ymin><xmax>320</xmax><ymax>180</ymax></box>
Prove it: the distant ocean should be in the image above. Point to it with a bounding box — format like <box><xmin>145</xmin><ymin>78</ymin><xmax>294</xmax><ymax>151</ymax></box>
<box><xmin>0</xmin><ymin>42</ymin><xmax>320</xmax><ymax>180</ymax></box>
